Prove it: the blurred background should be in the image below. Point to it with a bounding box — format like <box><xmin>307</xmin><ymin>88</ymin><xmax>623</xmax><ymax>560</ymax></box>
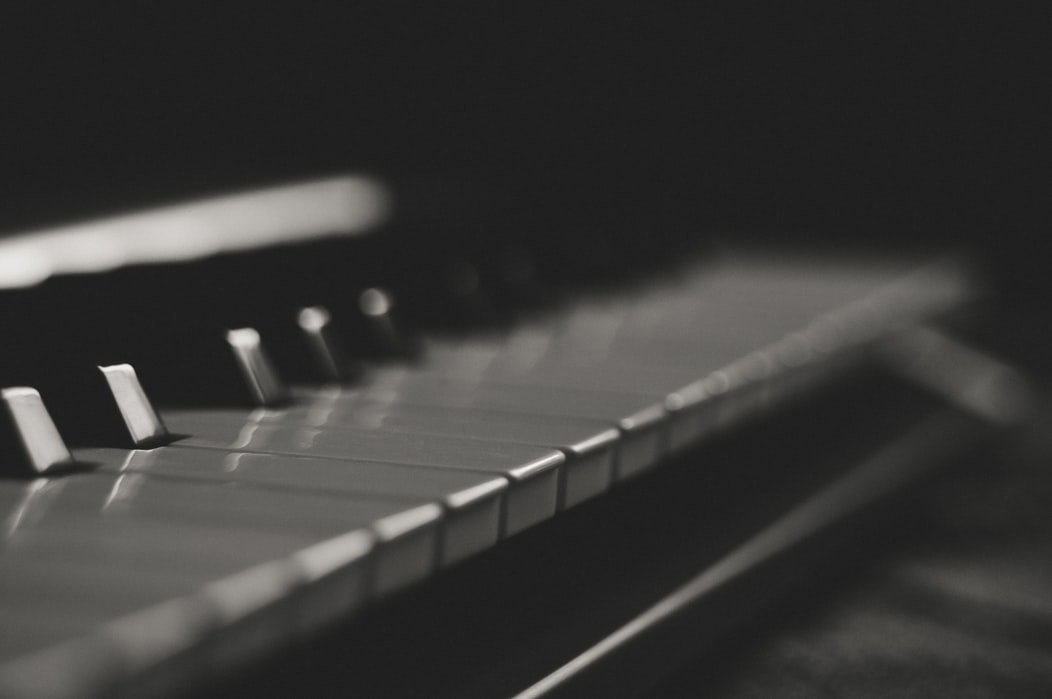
<box><xmin>0</xmin><ymin>4</ymin><xmax>1046</xmax><ymax>259</ymax></box>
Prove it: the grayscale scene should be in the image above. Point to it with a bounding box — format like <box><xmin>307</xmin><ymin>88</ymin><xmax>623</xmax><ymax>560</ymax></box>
<box><xmin>0</xmin><ymin>4</ymin><xmax>1048</xmax><ymax>697</ymax></box>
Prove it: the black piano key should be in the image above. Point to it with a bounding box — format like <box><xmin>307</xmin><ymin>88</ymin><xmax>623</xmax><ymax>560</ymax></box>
<box><xmin>224</xmin><ymin>328</ymin><xmax>291</xmax><ymax>407</ymax></box>
<box><xmin>88</xmin><ymin>357</ymin><xmax>552</xmax><ymax>539</ymax></box>
<box><xmin>480</xmin><ymin>243</ymin><xmax>558</xmax><ymax>313</ymax></box>
<box><xmin>0</xmin><ymin>387</ymin><xmax>77</xmax><ymax>477</ymax></box>
<box><xmin>353</xmin><ymin>287</ymin><xmax>423</xmax><ymax>360</ymax></box>
<box><xmin>436</xmin><ymin>257</ymin><xmax>504</xmax><ymax>329</ymax></box>
<box><xmin>0</xmin><ymin>331</ymin><xmax>275</xmax><ymax>452</ymax></box>
<box><xmin>293</xmin><ymin>306</ymin><xmax>362</xmax><ymax>383</ymax></box>
<box><xmin>96</xmin><ymin>364</ymin><xmax>171</xmax><ymax>448</ymax></box>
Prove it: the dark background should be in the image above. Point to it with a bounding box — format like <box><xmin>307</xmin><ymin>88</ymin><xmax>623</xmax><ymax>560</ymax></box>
<box><xmin>0</xmin><ymin>4</ymin><xmax>1047</xmax><ymax>264</ymax></box>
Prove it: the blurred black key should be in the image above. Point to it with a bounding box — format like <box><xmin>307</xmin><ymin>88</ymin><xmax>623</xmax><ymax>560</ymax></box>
<box><xmin>224</xmin><ymin>328</ymin><xmax>290</xmax><ymax>407</ymax></box>
<box><xmin>354</xmin><ymin>287</ymin><xmax>422</xmax><ymax>360</ymax></box>
<box><xmin>437</xmin><ymin>257</ymin><xmax>502</xmax><ymax>329</ymax></box>
<box><xmin>293</xmin><ymin>306</ymin><xmax>362</xmax><ymax>383</ymax></box>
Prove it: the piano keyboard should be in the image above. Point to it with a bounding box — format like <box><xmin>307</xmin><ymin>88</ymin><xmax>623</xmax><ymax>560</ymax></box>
<box><xmin>0</xmin><ymin>179</ymin><xmax>987</xmax><ymax>698</ymax></box>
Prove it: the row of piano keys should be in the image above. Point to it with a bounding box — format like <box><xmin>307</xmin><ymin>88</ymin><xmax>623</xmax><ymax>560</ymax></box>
<box><xmin>0</xmin><ymin>245</ymin><xmax>969</xmax><ymax>697</ymax></box>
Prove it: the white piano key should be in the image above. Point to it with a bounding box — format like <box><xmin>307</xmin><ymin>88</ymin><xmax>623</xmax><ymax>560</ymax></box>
<box><xmin>290</xmin><ymin>529</ymin><xmax>376</xmax><ymax>635</ymax></box>
<box><xmin>159</xmin><ymin>415</ymin><xmax>563</xmax><ymax>537</ymax></box>
<box><xmin>0</xmin><ymin>634</ymin><xmax>123</xmax><ymax>699</ymax></box>
<box><xmin>161</xmin><ymin>404</ymin><xmax>617</xmax><ymax>510</ymax></box>
<box><xmin>0</xmin><ymin>469</ymin><xmax>436</xmax><ymax>668</ymax></box>
<box><xmin>97</xmin><ymin>595</ymin><xmax>214</xmax><ymax>699</ymax></box>
<box><xmin>320</xmin><ymin>407</ymin><xmax>620</xmax><ymax>508</ymax></box>
<box><xmin>76</xmin><ymin>445</ymin><xmax>505</xmax><ymax>568</ymax></box>
<box><xmin>293</xmin><ymin>378</ymin><xmax>671</xmax><ymax>480</ymax></box>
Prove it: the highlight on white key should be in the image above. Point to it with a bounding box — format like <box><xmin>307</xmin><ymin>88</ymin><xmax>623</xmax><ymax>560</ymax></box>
<box><xmin>0</xmin><ymin>174</ymin><xmax>390</xmax><ymax>289</ymax></box>
<box><xmin>0</xmin><ymin>387</ymin><xmax>76</xmax><ymax>475</ymax></box>
<box><xmin>98</xmin><ymin>364</ymin><xmax>170</xmax><ymax>448</ymax></box>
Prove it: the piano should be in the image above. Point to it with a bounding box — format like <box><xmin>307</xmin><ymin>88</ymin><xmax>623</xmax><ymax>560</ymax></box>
<box><xmin>1</xmin><ymin>5</ymin><xmax>1046</xmax><ymax>697</ymax></box>
<box><xmin>0</xmin><ymin>175</ymin><xmax>1033</xmax><ymax>698</ymax></box>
